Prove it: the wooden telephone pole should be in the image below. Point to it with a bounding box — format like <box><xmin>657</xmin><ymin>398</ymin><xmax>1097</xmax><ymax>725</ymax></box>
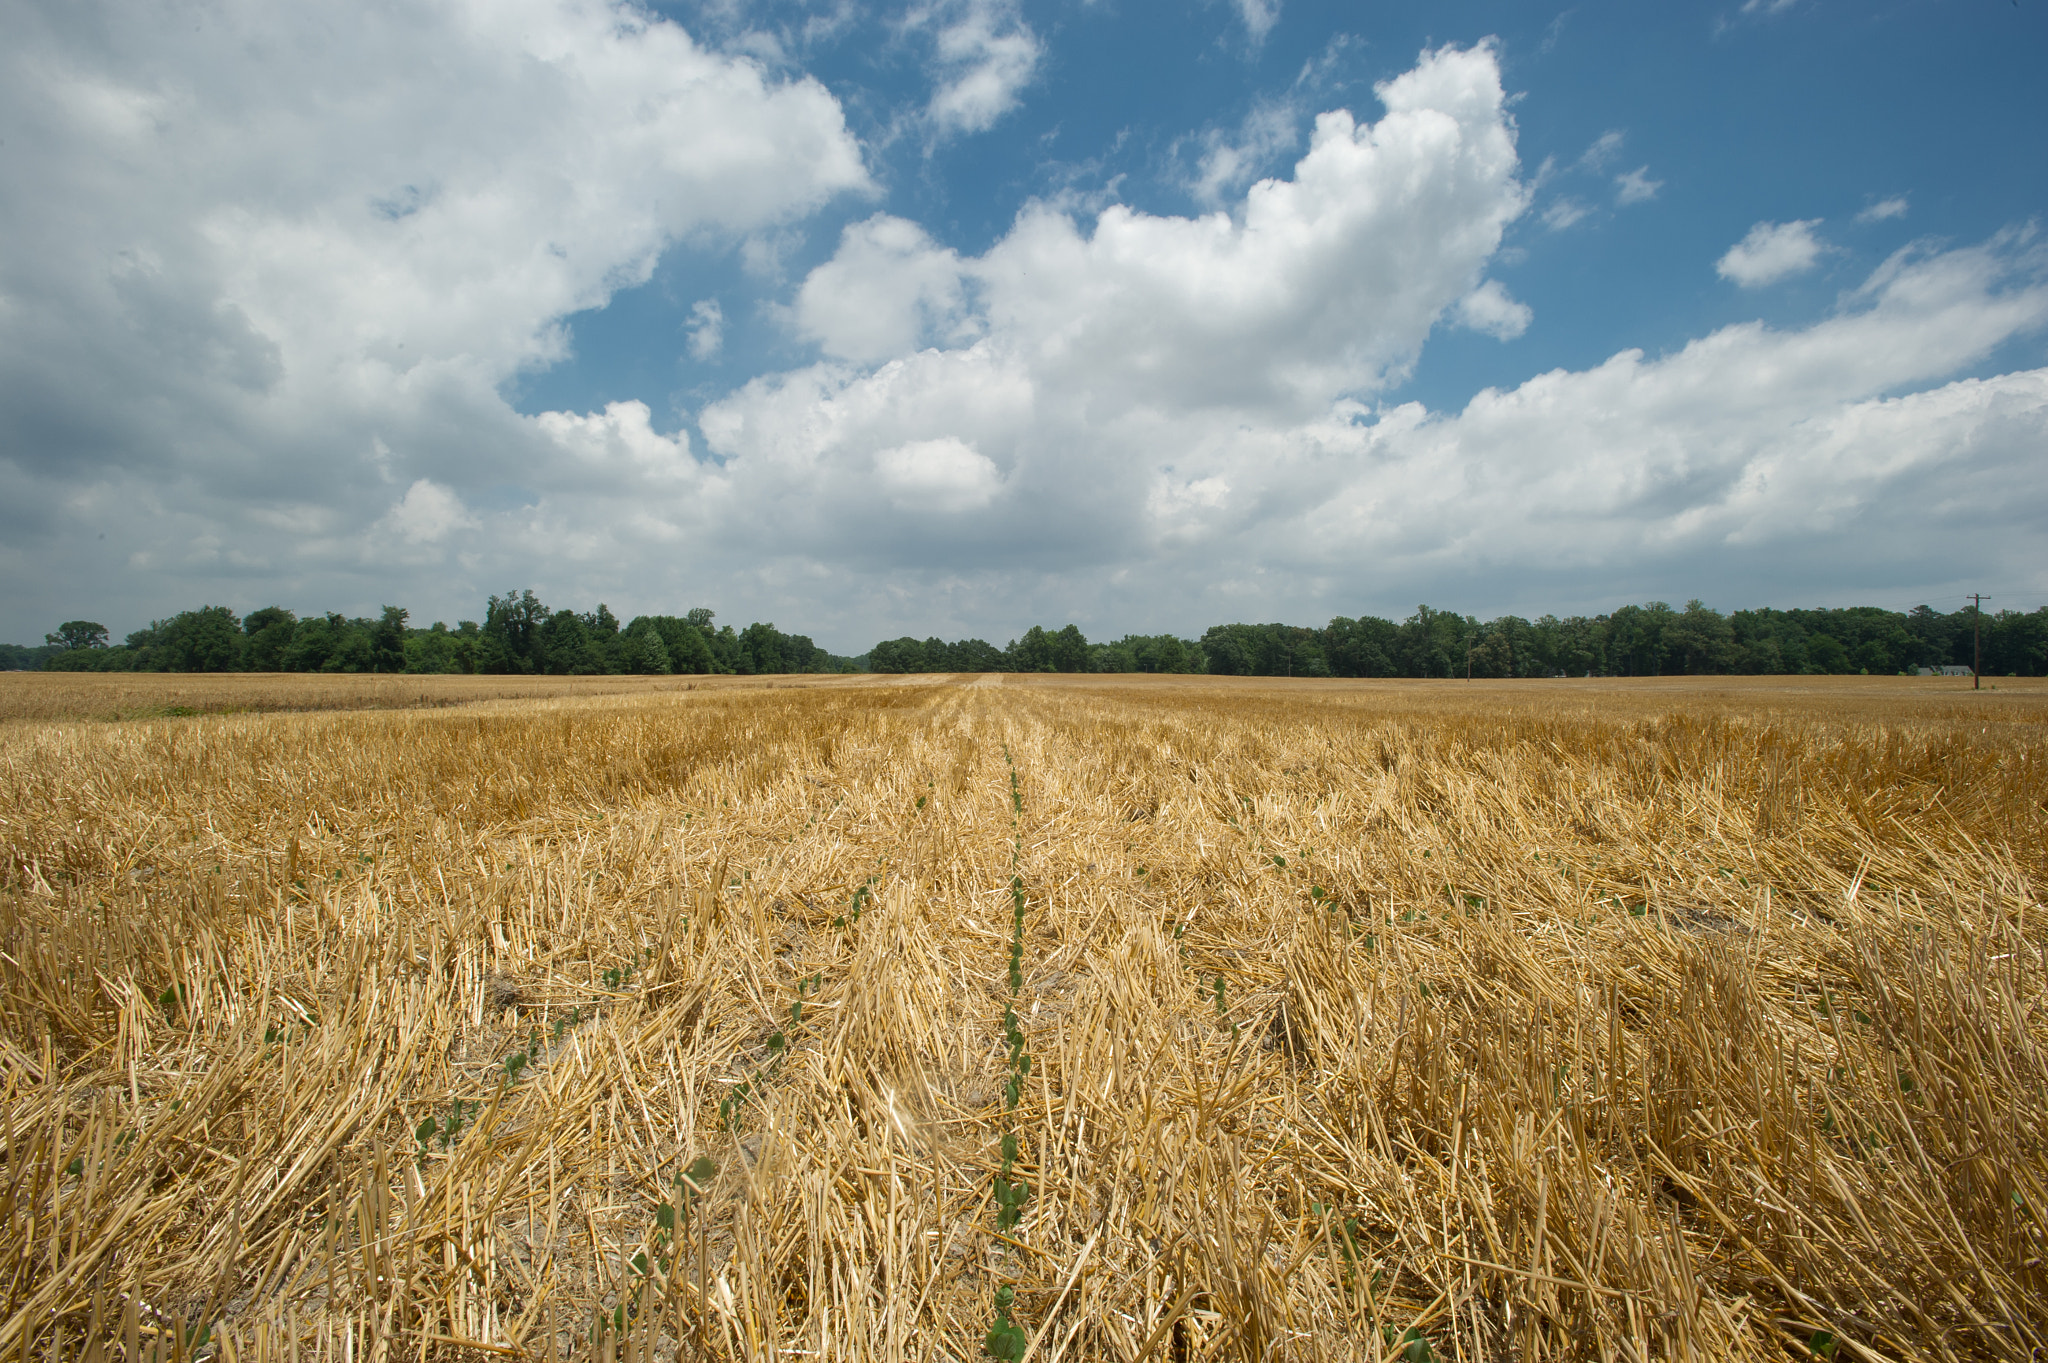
<box><xmin>1969</xmin><ymin>593</ymin><xmax>1988</xmax><ymax>690</ymax></box>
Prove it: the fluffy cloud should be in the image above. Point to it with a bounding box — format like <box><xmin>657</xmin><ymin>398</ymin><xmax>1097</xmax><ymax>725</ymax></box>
<box><xmin>916</xmin><ymin>0</ymin><xmax>1042</xmax><ymax>137</ymax></box>
<box><xmin>689</xmin><ymin>42</ymin><xmax>1529</xmax><ymax>574</ymax></box>
<box><xmin>695</xmin><ymin>187</ymin><xmax>2045</xmax><ymax>636</ymax></box>
<box><xmin>1614</xmin><ymin>166</ymin><xmax>1663</xmax><ymax>205</ymax></box>
<box><xmin>1297</xmin><ymin>239</ymin><xmax>2048</xmax><ymax>588</ymax></box>
<box><xmin>795</xmin><ymin>216</ymin><xmax>972</xmax><ymax>362</ymax></box>
<box><xmin>1236</xmin><ymin>0</ymin><xmax>1283</xmax><ymax>45</ymax></box>
<box><xmin>1454</xmin><ymin>280</ymin><xmax>1533</xmax><ymax>340</ymax></box>
<box><xmin>1718</xmin><ymin>219</ymin><xmax>1828</xmax><ymax>287</ymax></box>
<box><xmin>1858</xmin><ymin>196</ymin><xmax>1911</xmax><ymax>224</ymax></box>
<box><xmin>380</xmin><ymin>480</ymin><xmax>478</xmax><ymax>546</ymax></box>
<box><xmin>687</xmin><ymin>300</ymin><xmax>726</xmax><ymax>361</ymax></box>
<box><xmin>968</xmin><ymin>43</ymin><xmax>1529</xmax><ymax>415</ymax></box>
<box><xmin>1542</xmin><ymin>197</ymin><xmax>1592</xmax><ymax>231</ymax></box>
<box><xmin>1578</xmin><ymin>131</ymin><xmax>1625</xmax><ymax>169</ymax></box>
<box><xmin>1188</xmin><ymin>99</ymin><xmax>1302</xmax><ymax>207</ymax></box>
<box><xmin>8</xmin><ymin>25</ymin><xmax>2045</xmax><ymax>650</ymax></box>
<box><xmin>875</xmin><ymin>438</ymin><xmax>1005</xmax><ymax>512</ymax></box>
<box><xmin>655</xmin><ymin>47</ymin><xmax>2045</xmax><ymax>637</ymax></box>
<box><xmin>0</xmin><ymin>0</ymin><xmax>866</xmax><ymax>629</ymax></box>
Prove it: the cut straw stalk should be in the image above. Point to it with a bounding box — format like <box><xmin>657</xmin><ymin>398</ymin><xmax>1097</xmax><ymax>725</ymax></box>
<box><xmin>0</xmin><ymin>675</ymin><xmax>2041</xmax><ymax>1359</ymax></box>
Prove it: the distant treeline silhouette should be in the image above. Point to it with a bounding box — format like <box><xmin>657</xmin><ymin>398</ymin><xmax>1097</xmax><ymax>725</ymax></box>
<box><xmin>870</xmin><ymin>601</ymin><xmax>2045</xmax><ymax>678</ymax></box>
<box><xmin>6</xmin><ymin>595</ymin><xmax>2041</xmax><ymax>677</ymax></box>
<box><xmin>9</xmin><ymin>591</ymin><xmax>848</xmax><ymax>676</ymax></box>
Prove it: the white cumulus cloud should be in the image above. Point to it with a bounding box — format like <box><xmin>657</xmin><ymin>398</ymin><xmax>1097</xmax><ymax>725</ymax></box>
<box><xmin>0</xmin><ymin>0</ymin><xmax>867</xmax><ymax>630</ymax></box>
<box><xmin>1858</xmin><ymin>196</ymin><xmax>1910</xmax><ymax>224</ymax></box>
<box><xmin>1188</xmin><ymin>98</ymin><xmax>1302</xmax><ymax>207</ymax></box>
<box><xmin>381</xmin><ymin>478</ymin><xmax>477</xmax><ymax>545</ymax></box>
<box><xmin>795</xmin><ymin>216</ymin><xmax>972</xmax><ymax>363</ymax></box>
<box><xmin>1614</xmin><ymin>166</ymin><xmax>1663</xmax><ymax>205</ymax></box>
<box><xmin>687</xmin><ymin>300</ymin><xmax>725</xmax><ymax>361</ymax></box>
<box><xmin>875</xmin><ymin>438</ymin><xmax>1005</xmax><ymax>512</ymax></box>
<box><xmin>1237</xmin><ymin>0</ymin><xmax>1282</xmax><ymax>45</ymax></box>
<box><xmin>698</xmin><ymin>207</ymin><xmax>2045</xmax><ymax>636</ymax></box>
<box><xmin>9</xmin><ymin>27</ymin><xmax>2046</xmax><ymax>650</ymax></box>
<box><xmin>1454</xmin><ymin>280</ymin><xmax>1533</xmax><ymax>340</ymax></box>
<box><xmin>918</xmin><ymin>0</ymin><xmax>1042</xmax><ymax>137</ymax></box>
<box><xmin>1542</xmin><ymin>197</ymin><xmax>1592</xmax><ymax>232</ymax></box>
<box><xmin>1579</xmin><ymin>131</ymin><xmax>1625</xmax><ymax>170</ymax></box>
<box><xmin>1717</xmin><ymin>219</ymin><xmax>1828</xmax><ymax>287</ymax></box>
<box><xmin>961</xmin><ymin>43</ymin><xmax>1531</xmax><ymax>415</ymax></box>
<box><xmin>695</xmin><ymin>42</ymin><xmax>1531</xmax><ymax>570</ymax></box>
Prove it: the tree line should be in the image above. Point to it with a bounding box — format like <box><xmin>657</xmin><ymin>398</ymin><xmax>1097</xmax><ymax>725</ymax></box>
<box><xmin>8</xmin><ymin>591</ymin><xmax>853</xmax><ymax>676</ymax></box>
<box><xmin>866</xmin><ymin>600</ymin><xmax>2047</xmax><ymax>678</ymax></box>
<box><xmin>6</xmin><ymin>596</ymin><xmax>2042</xmax><ymax>678</ymax></box>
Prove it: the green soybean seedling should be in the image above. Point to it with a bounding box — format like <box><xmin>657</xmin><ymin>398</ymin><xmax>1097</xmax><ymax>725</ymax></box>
<box><xmin>984</xmin><ymin>1285</ymin><xmax>1027</xmax><ymax>1361</ymax></box>
<box><xmin>989</xmin><ymin>749</ymin><xmax>1034</xmax><ymax>1233</ymax></box>
<box><xmin>1381</xmin><ymin>1325</ymin><xmax>1434</xmax><ymax>1362</ymax></box>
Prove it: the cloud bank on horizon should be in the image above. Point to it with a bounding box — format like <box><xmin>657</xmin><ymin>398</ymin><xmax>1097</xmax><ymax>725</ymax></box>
<box><xmin>2</xmin><ymin>0</ymin><xmax>2044</xmax><ymax>650</ymax></box>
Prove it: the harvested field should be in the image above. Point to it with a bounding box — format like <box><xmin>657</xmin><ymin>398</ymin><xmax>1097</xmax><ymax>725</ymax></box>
<box><xmin>2</xmin><ymin>673</ymin><xmax>2044</xmax><ymax>1360</ymax></box>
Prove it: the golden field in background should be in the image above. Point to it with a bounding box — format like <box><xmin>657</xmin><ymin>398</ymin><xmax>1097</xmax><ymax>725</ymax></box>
<box><xmin>2</xmin><ymin>673</ymin><xmax>2043</xmax><ymax>1360</ymax></box>
<box><xmin>0</xmin><ymin>669</ymin><xmax>831</xmax><ymax>724</ymax></box>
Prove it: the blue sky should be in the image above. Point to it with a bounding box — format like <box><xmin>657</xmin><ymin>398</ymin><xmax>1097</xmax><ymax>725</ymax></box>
<box><xmin>524</xmin><ymin>0</ymin><xmax>2048</xmax><ymax>419</ymax></box>
<box><xmin>3</xmin><ymin>0</ymin><xmax>2045</xmax><ymax>651</ymax></box>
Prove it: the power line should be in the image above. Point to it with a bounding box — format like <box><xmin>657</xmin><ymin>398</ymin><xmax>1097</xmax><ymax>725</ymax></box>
<box><xmin>1967</xmin><ymin>593</ymin><xmax>1990</xmax><ymax>690</ymax></box>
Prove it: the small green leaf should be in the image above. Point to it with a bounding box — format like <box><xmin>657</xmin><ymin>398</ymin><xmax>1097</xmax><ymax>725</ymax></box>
<box><xmin>984</xmin><ymin>1319</ymin><xmax>1028</xmax><ymax>1362</ymax></box>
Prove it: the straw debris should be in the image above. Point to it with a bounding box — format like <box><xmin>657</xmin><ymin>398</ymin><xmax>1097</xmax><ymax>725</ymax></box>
<box><xmin>1</xmin><ymin>671</ymin><xmax>2043</xmax><ymax>1360</ymax></box>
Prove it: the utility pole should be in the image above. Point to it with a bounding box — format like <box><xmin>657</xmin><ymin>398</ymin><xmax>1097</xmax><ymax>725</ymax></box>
<box><xmin>1969</xmin><ymin>593</ymin><xmax>1988</xmax><ymax>690</ymax></box>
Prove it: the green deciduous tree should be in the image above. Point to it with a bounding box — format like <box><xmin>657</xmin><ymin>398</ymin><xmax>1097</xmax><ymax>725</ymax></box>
<box><xmin>46</xmin><ymin>621</ymin><xmax>109</xmax><ymax>651</ymax></box>
<box><xmin>618</xmin><ymin>619</ymin><xmax>672</xmax><ymax>674</ymax></box>
<box><xmin>869</xmin><ymin>638</ymin><xmax>926</xmax><ymax>673</ymax></box>
<box><xmin>371</xmin><ymin>606</ymin><xmax>409</xmax><ymax>673</ymax></box>
<box><xmin>241</xmin><ymin>608</ymin><xmax>298</xmax><ymax>670</ymax></box>
<box><xmin>478</xmin><ymin>590</ymin><xmax>547</xmax><ymax>673</ymax></box>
